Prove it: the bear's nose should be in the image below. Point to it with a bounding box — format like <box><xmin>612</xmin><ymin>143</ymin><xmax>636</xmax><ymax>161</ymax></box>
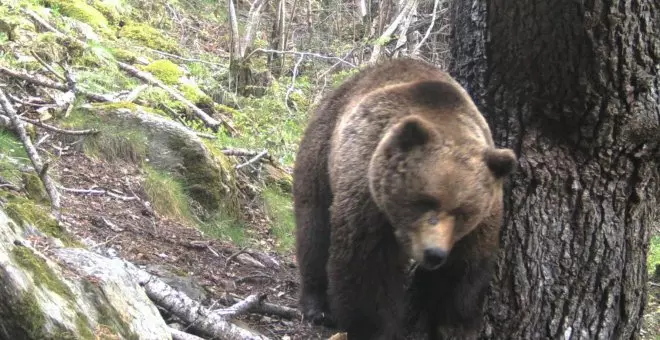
<box><xmin>423</xmin><ymin>247</ymin><xmax>448</xmax><ymax>269</ymax></box>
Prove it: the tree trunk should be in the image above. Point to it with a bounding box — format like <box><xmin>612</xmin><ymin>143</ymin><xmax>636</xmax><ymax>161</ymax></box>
<box><xmin>448</xmin><ymin>1</ymin><xmax>660</xmax><ymax>339</ymax></box>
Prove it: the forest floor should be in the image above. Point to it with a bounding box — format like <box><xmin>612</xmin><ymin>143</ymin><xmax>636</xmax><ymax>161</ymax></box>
<box><xmin>53</xmin><ymin>146</ymin><xmax>335</xmax><ymax>340</ymax></box>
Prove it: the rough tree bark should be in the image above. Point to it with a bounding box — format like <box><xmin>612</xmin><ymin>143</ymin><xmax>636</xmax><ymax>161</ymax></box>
<box><xmin>449</xmin><ymin>1</ymin><xmax>660</xmax><ymax>339</ymax></box>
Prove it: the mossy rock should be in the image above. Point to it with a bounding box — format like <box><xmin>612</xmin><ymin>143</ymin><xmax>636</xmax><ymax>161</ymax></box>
<box><xmin>4</xmin><ymin>195</ymin><xmax>80</xmax><ymax>247</ymax></box>
<box><xmin>140</xmin><ymin>59</ymin><xmax>184</xmax><ymax>85</ymax></box>
<box><xmin>11</xmin><ymin>246</ymin><xmax>74</xmax><ymax>299</ymax></box>
<box><xmin>22</xmin><ymin>173</ymin><xmax>49</xmax><ymax>204</ymax></box>
<box><xmin>138</xmin><ymin>87</ymin><xmax>186</xmax><ymax>113</ymax></box>
<box><xmin>76</xmin><ymin>105</ymin><xmax>239</xmax><ymax>218</ymax></box>
<box><xmin>180</xmin><ymin>83</ymin><xmax>213</xmax><ymax>106</ymax></box>
<box><xmin>0</xmin><ymin>210</ymin><xmax>169</xmax><ymax>339</ymax></box>
<box><xmin>117</xmin><ymin>22</ymin><xmax>179</xmax><ymax>54</ymax></box>
<box><xmin>0</xmin><ymin>284</ymin><xmax>48</xmax><ymax>340</ymax></box>
<box><xmin>90</xmin><ymin>0</ymin><xmax>123</xmax><ymax>25</ymax></box>
<box><xmin>109</xmin><ymin>47</ymin><xmax>138</xmax><ymax>63</ymax></box>
<box><xmin>43</xmin><ymin>0</ymin><xmax>112</xmax><ymax>35</ymax></box>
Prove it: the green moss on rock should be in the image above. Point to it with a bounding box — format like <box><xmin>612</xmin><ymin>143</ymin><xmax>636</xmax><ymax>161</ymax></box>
<box><xmin>180</xmin><ymin>83</ymin><xmax>213</xmax><ymax>106</ymax></box>
<box><xmin>11</xmin><ymin>246</ymin><xmax>74</xmax><ymax>299</ymax></box>
<box><xmin>0</xmin><ymin>284</ymin><xmax>47</xmax><ymax>339</ymax></box>
<box><xmin>81</xmin><ymin>280</ymin><xmax>139</xmax><ymax>340</ymax></box>
<box><xmin>118</xmin><ymin>22</ymin><xmax>178</xmax><ymax>53</ymax></box>
<box><xmin>44</xmin><ymin>0</ymin><xmax>111</xmax><ymax>33</ymax></box>
<box><xmin>138</xmin><ymin>87</ymin><xmax>186</xmax><ymax>112</ymax></box>
<box><xmin>5</xmin><ymin>196</ymin><xmax>80</xmax><ymax>247</ymax></box>
<box><xmin>89</xmin><ymin>101</ymin><xmax>139</xmax><ymax>112</ymax></box>
<box><xmin>90</xmin><ymin>0</ymin><xmax>121</xmax><ymax>25</ymax></box>
<box><xmin>170</xmin><ymin>136</ymin><xmax>238</xmax><ymax>218</ymax></box>
<box><xmin>22</xmin><ymin>173</ymin><xmax>49</xmax><ymax>204</ymax></box>
<box><xmin>141</xmin><ymin>59</ymin><xmax>183</xmax><ymax>85</ymax></box>
<box><xmin>62</xmin><ymin>107</ymin><xmax>148</xmax><ymax>163</ymax></box>
<box><xmin>74</xmin><ymin>312</ymin><xmax>95</xmax><ymax>340</ymax></box>
<box><xmin>110</xmin><ymin>48</ymin><xmax>138</xmax><ymax>63</ymax></box>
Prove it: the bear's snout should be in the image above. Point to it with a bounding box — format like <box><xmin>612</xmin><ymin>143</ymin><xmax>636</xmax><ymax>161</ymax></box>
<box><xmin>422</xmin><ymin>247</ymin><xmax>448</xmax><ymax>269</ymax></box>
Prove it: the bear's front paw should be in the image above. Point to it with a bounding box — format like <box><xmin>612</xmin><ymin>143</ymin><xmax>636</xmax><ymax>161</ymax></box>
<box><xmin>301</xmin><ymin>297</ymin><xmax>336</xmax><ymax>327</ymax></box>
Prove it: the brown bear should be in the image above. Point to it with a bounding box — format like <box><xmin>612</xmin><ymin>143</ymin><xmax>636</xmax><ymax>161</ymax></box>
<box><xmin>293</xmin><ymin>58</ymin><xmax>516</xmax><ymax>340</ymax></box>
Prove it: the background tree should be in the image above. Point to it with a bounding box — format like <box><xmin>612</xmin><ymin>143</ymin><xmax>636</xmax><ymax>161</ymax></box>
<box><xmin>448</xmin><ymin>1</ymin><xmax>659</xmax><ymax>339</ymax></box>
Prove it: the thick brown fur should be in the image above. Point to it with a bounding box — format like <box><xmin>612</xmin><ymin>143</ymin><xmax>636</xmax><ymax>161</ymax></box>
<box><xmin>293</xmin><ymin>58</ymin><xmax>516</xmax><ymax>340</ymax></box>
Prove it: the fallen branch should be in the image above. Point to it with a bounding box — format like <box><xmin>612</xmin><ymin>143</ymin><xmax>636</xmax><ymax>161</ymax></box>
<box><xmin>0</xmin><ymin>89</ymin><xmax>61</xmax><ymax>218</ymax></box>
<box><xmin>235</xmin><ymin>150</ymin><xmax>268</xmax><ymax>170</ymax></box>
<box><xmin>90</xmin><ymin>216</ymin><xmax>125</xmax><ymax>233</ymax></box>
<box><xmin>116</xmin><ymin>62</ymin><xmax>231</xmax><ymax>133</ymax></box>
<box><xmin>134</xmin><ymin>268</ymin><xmax>271</xmax><ymax>340</ymax></box>
<box><xmin>169</xmin><ymin>327</ymin><xmax>206</xmax><ymax>340</ymax></box>
<box><xmin>219</xmin><ymin>293</ymin><xmax>300</xmax><ymax>320</ymax></box>
<box><xmin>124</xmin><ymin>84</ymin><xmax>149</xmax><ymax>103</ymax></box>
<box><xmin>19</xmin><ymin>117</ymin><xmax>100</xmax><ymax>136</ymax></box>
<box><xmin>30</xmin><ymin>50</ymin><xmax>66</xmax><ymax>82</ymax></box>
<box><xmin>0</xmin><ymin>66</ymin><xmax>113</xmax><ymax>102</ymax></box>
<box><xmin>225</xmin><ymin>248</ymin><xmax>248</xmax><ymax>267</ymax></box>
<box><xmin>159</xmin><ymin>104</ymin><xmax>217</xmax><ymax>140</ymax></box>
<box><xmin>24</xmin><ymin>8</ymin><xmax>61</xmax><ymax>34</ymax></box>
<box><xmin>0</xmin><ymin>175</ymin><xmax>21</xmax><ymax>192</ymax></box>
<box><xmin>58</xmin><ymin>186</ymin><xmax>138</xmax><ymax>201</ymax></box>
<box><xmin>222</xmin><ymin>148</ymin><xmax>276</xmax><ymax>164</ymax></box>
<box><xmin>0</xmin><ymin>113</ymin><xmax>9</xmax><ymax>127</ymax></box>
<box><xmin>217</xmin><ymin>294</ymin><xmax>266</xmax><ymax>318</ymax></box>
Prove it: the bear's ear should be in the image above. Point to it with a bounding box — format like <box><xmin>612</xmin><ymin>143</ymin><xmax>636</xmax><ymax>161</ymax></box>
<box><xmin>484</xmin><ymin>148</ymin><xmax>517</xmax><ymax>178</ymax></box>
<box><xmin>389</xmin><ymin>116</ymin><xmax>434</xmax><ymax>152</ymax></box>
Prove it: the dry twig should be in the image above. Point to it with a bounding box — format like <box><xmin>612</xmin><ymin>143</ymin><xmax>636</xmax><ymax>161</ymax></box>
<box><xmin>235</xmin><ymin>150</ymin><xmax>269</xmax><ymax>170</ymax></box>
<box><xmin>58</xmin><ymin>186</ymin><xmax>138</xmax><ymax>201</ymax></box>
<box><xmin>29</xmin><ymin>50</ymin><xmax>66</xmax><ymax>82</ymax></box>
<box><xmin>19</xmin><ymin>117</ymin><xmax>100</xmax><ymax>136</ymax></box>
<box><xmin>219</xmin><ymin>293</ymin><xmax>300</xmax><ymax>320</ymax></box>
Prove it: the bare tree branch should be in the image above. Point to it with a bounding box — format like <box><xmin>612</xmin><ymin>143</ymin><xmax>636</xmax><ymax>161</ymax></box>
<box><xmin>219</xmin><ymin>294</ymin><xmax>300</xmax><ymax>320</ymax></box>
<box><xmin>240</xmin><ymin>0</ymin><xmax>270</xmax><ymax>56</ymax></box>
<box><xmin>216</xmin><ymin>294</ymin><xmax>266</xmax><ymax>318</ymax></box>
<box><xmin>0</xmin><ymin>66</ymin><xmax>113</xmax><ymax>102</ymax></box>
<box><xmin>141</xmin><ymin>47</ymin><xmax>228</xmax><ymax>67</ymax></box>
<box><xmin>29</xmin><ymin>50</ymin><xmax>66</xmax><ymax>82</ymax></box>
<box><xmin>169</xmin><ymin>328</ymin><xmax>206</xmax><ymax>340</ymax></box>
<box><xmin>412</xmin><ymin>0</ymin><xmax>442</xmax><ymax>56</ymax></box>
<box><xmin>58</xmin><ymin>186</ymin><xmax>138</xmax><ymax>201</ymax></box>
<box><xmin>369</xmin><ymin>0</ymin><xmax>419</xmax><ymax>63</ymax></box>
<box><xmin>235</xmin><ymin>150</ymin><xmax>269</xmax><ymax>169</ymax></box>
<box><xmin>18</xmin><ymin>117</ymin><xmax>100</xmax><ymax>136</ymax></box>
<box><xmin>228</xmin><ymin>0</ymin><xmax>241</xmax><ymax>57</ymax></box>
<box><xmin>284</xmin><ymin>55</ymin><xmax>305</xmax><ymax>114</ymax></box>
<box><xmin>0</xmin><ymin>89</ymin><xmax>61</xmax><ymax>218</ymax></box>
<box><xmin>246</xmin><ymin>48</ymin><xmax>356</xmax><ymax>67</ymax></box>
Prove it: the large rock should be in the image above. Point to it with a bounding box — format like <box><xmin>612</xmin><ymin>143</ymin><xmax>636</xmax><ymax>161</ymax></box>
<box><xmin>74</xmin><ymin>104</ymin><xmax>239</xmax><ymax>218</ymax></box>
<box><xmin>0</xmin><ymin>206</ymin><xmax>172</xmax><ymax>339</ymax></box>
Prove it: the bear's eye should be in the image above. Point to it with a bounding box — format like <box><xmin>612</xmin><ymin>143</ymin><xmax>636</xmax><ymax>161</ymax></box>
<box><xmin>415</xmin><ymin>196</ymin><xmax>439</xmax><ymax>211</ymax></box>
<box><xmin>427</xmin><ymin>214</ymin><xmax>440</xmax><ymax>225</ymax></box>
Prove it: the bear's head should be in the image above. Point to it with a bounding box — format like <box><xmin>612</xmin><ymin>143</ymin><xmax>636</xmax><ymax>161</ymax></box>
<box><xmin>368</xmin><ymin>115</ymin><xmax>516</xmax><ymax>270</ymax></box>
